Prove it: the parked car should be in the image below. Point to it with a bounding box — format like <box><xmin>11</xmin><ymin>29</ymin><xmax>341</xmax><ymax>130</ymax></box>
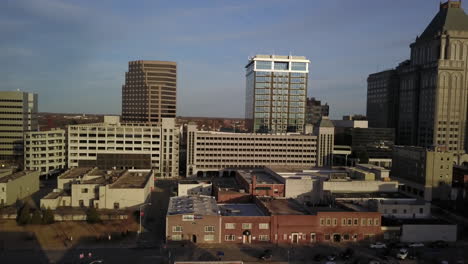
<box><xmin>370</xmin><ymin>242</ymin><xmax>387</xmax><ymax>249</ymax></box>
<box><xmin>430</xmin><ymin>240</ymin><xmax>448</xmax><ymax>248</ymax></box>
<box><xmin>259</xmin><ymin>249</ymin><xmax>272</xmax><ymax>261</ymax></box>
<box><xmin>408</xmin><ymin>242</ymin><xmax>424</xmax><ymax>247</ymax></box>
<box><xmin>327</xmin><ymin>254</ymin><xmax>337</xmax><ymax>261</ymax></box>
<box><xmin>396</xmin><ymin>248</ymin><xmax>409</xmax><ymax>260</ymax></box>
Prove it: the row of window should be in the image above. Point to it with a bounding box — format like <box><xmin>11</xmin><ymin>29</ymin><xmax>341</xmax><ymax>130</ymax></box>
<box><xmin>319</xmin><ymin>217</ymin><xmax>380</xmax><ymax>227</ymax></box>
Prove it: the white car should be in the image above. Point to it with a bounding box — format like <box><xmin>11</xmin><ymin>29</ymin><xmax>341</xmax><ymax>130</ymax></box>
<box><xmin>370</xmin><ymin>242</ymin><xmax>387</xmax><ymax>249</ymax></box>
<box><xmin>409</xmin><ymin>242</ymin><xmax>424</xmax><ymax>247</ymax></box>
<box><xmin>396</xmin><ymin>248</ymin><xmax>408</xmax><ymax>260</ymax></box>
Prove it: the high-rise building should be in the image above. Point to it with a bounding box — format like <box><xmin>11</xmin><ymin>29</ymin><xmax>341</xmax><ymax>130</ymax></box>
<box><xmin>315</xmin><ymin>117</ymin><xmax>335</xmax><ymax>167</ymax></box>
<box><xmin>0</xmin><ymin>91</ymin><xmax>38</xmax><ymax>161</ymax></box>
<box><xmin>245</xmin><ymin>55</ymin><xmax>310</xmax><ymax>133</ymax></box>
<box><xmin>366</xmin><ymin>70</ymin><xmax>399</xmax><ymax>128</ymax></box>
<box><xmin>305</xmin><ymin>97</ymin><xmax>329</xmax><ymax>126</ymax></box>
<box><xmin>121</xmin><ymin>60</ymin><xmax>177</xmax><ymax>124</ymax></box>
<box><xmin>367</xmin><ymin>1</ymin><xmax>468</xmax><ymax>153</ymax></box>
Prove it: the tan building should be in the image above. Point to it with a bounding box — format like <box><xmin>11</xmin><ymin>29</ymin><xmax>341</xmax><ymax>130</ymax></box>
<box><xmin>67</xmin><ymin>117</ymin><xmax>179</xmax><ymax>177</ymax></box>
<box><xmin>24</xmin><ymin>129</ymin><xmax>66</xmax><ymax>177</ymax></box>
<box><xmin>122</xmin><ymin>60</ymin><xmax>177</xmax><ymax>124</ymax></box>
<box><xmin>186</xmin><ymin>120</ymin><xmax>335</xmax><ymax>177</ymax></box>
<box><xmin>0</xmin><ymin>170</ymin><xmax>39</xmax><ymax>206</ymax></box>
<box><xmin>392</xmin><ymin>146</ymin><xmax>453</xmax><ymax>201</ymax></box>
<box><xmin>0</xmin><ymin>91</ymin><xmax>38</xmax><ymax>161</ymax></box>
<box><xmin>41</xmin><ymin>167</ymin><xmax>154</xmax><ymax>209</ymax></box>
<box><xmin>367</xmin><ymin>1</ymin><xmax>468</xmax><ymax>153</ymax></box>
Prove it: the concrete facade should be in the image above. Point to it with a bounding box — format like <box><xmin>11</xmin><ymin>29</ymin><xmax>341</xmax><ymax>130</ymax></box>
<box><xmin>315</xmin><ymin>117</ymin><xmax>335</xmax><ymax>167</ymax></box>
<box><xmin>68</xmin><ymin>117</ymin><xmax>179</xmax><ymax>177</ymax></box>
<box><xmin>323</xmin><ymin>180</ymin><xmax>399</xmax><ymax>193</ymax></box>
<box><xmin>0</xmin><ymin>170</ymin><xmax>39</xmax><ymax>206</ymax></box>
<box><xmin>305</xmin><ymin>97</ymin><xmax>329</xmax><ymax>126</ymax></box>
<box><xmin>122</xmin><ymin>60</ymin><xmax>177</xmax><ymax>124</ymax></box>
<box><xmin>370</xmin><ymin>200</ymin><xmax>431</xmax><ymax>219</ymax></box>
<box><xmin>24</xmin><ymin>129</ymin><xmax>66</xmax><ymax>177</ymax></box>
<box><xmin>178</xmin><ymin>181</ymin><xmax>212</xmax><ymax>196</ymax></box>
<box><xmin>0</xmin><ymin>91</ymin><xmax>38</xmax><ymax>160</ymax></box>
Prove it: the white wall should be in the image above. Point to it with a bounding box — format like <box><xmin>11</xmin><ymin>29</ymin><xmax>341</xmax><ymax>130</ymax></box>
<box><xmin>178</xmin><ymin>183</ymin><xmax>212</xmax><ymax>196</ymax></box>
<box><xmin>401</xmin><ymin>225</ymin><xmax>457</xmax><ymax>242</ymax></box>
<box><xmin>323</xmin><ymin>180</ymin><xmax>398</xmax><ymax>193</ymax></box>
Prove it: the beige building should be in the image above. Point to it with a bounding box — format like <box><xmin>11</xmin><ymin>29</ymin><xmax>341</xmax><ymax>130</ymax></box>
<box><xmin>0</xmin><ymin>91</ymin><xmax>38</xmax><ymax>161</ymax></box>
<box><xmin>24</xmin><ymin>129</ymin><xmax>66</xmax><ymax>177</ymax></box>
<box><xmin>370</xmin><ymin>199</ymin><xmax>431</xmax><ymax>219</ymax></box>
<box><xmin>315</xmin><ymin>117</ymin><xmax>334</xmax><ymax>167</ymax></box>
<box><xmin>68</xmin><ymin>116</ymin><xmax>179</xmax><ymax>177</ymax></box>
<box><xmin>0</xmin><ymin>170</ymin><xmax>39</xmax><ymax>206</ymax></box>
<box><xmin>392</xmin><ymin>146</ymin><xmax>453</xmax><ymax>201</ymax></box>
<box><xmin>41</xmin><ymin>167</ymin><xmax>154</xmax><ymax>209</ymax></box>
<box><xmin>186</xmin><ymin>123</ymin><xmax>336</xmax><ymax>177</ymax></box>
<box><xmin>178</xmin><ymin>180</ymin><xmax>212</xmax><ymax>196</ymax></box>
<box><xmin>122</xmin><ymin>60</ymin><xmax>177</xmax><ymax>124</ymax></box>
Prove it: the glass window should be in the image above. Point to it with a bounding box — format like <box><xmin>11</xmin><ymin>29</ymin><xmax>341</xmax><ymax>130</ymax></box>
<box><xmin>204</xmin><ymin>235</ymin><xmax>215</xmax><ymax>241</ymax></box>
<box><xmin>274</xmin><ymin>62</ymin><xmax>289</xmax><ymax>70</ymax></box>
<box><xmin>259</xmin><ymin>235</ymin><xmax>269</xmax><ymax>241</ymax></box>
<box><xmin>242</xmin><ymin>223</ymin><xmax>252</xmax><ymax>229</ymax></box>
<box><xmin>225</xmin><ymin>235</ymin><xmax>236</xmax><ymax>241</ymax></box>
<box><xmin>172</xmin><ymin>234</ymin><xmax>182</xmax><ymax>241</ymax></box>
<box><xmin>172</xmin><ymin>226</ymin><xmax>183</xmax><ymax>232</ymax></box>
<box><xmin>291</xmin><ymin>62</ymin><xmax>307</xmax><ymax>71</ymax></box>
<box><xmin>256</xmin><ymin>61</ymin><xmax>272</xmax><ymax>70</ymax></box>
<box><xmin>205</xmin><ymin>226</ymin><xmax>215</xmax><ymax>232</ymax></box>
<box><xmin>259</xmin><ymin>223</ymin><xmax>269</xmax><ymax>229</ymax></box>
<box><xmin>225</xmin><ymin>223</ymin><xmax>235</xmax><ymax>229</ymax></box>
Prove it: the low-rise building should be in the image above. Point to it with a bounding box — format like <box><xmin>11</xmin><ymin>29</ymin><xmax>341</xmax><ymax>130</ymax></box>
<box><xmin>370</xmin><ymin>199</ymin><xmax>430</xmax><ymax>219</ymax></box>
<box><xmin>24</xmin><ymin>129</ymin><xmax>66</xmax><ymax>177</ymax></box>
<box><xmin>178</xmin><ymin>180</ymin><xmax>212</xmax><ymax>196</ymax></box>
<box><xmin>355</xmin><ymin>164</ymin><xmax>390</xmax><ymax>180</ymax></box>
<box><xmin>0</xmin><ymin>170</ymin><xmax>39</xmax><ymax>206</ymax></box>
<box><xmin>235</xmin><ymin>168</ymin><xmax>285</xmax><ymax>198</ymax></box>
<box><xmin>41</xmin><ymin>167</ymin><xmax>154</xmax><ymax>209</ymax></box>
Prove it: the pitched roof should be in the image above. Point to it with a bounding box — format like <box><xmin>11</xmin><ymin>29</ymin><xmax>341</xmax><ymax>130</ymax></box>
<box><xmin>318</xmin><ymin>116</ymin><xmax>334</xmax><ymax>128</ymax></box>
<box><xmin>419</xmin><ymin>1</ymin><xmax>468</xmax><ymax>41</ymax></box>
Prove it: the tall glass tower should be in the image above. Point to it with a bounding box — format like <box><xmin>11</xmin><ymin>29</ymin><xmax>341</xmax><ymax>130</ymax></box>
<box><xmin>245</xmin><ymin>55</ymin><xmax>310</xmax><ymax>133</ymax></box>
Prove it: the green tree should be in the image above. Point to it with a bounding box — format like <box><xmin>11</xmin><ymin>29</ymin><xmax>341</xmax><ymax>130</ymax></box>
<box><xmin>17</xmin><ymin>204</ymin><xmax>31</xmax><ymax>225</ymax></box>
<box><xmin>30</xmin><ymin>210</ymin><xmax>42</xmax><ymax>225</ymax></box>
<box><xmin>42</xmin><ymin>207</ymin><xmax>55</xmax><ymax>224</ymax></box>
<box><xmin>86</xmin><ymin>207</ymin><xmax>101</xmax><ymax>223</ymax></box>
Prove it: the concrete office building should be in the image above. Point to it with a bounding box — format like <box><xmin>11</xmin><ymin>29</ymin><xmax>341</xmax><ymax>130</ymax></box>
<box><xmin>245</xmin><ymin>55</ymin><xmax>310</xmax><ymax>133</ymax></box>
<box><xmin>122</xmin><ymin>60</ymin><xmax>177</xmax><ymax>124</ymax></box>
<box><xmin>367</xmin><ymin>70</ymin><xmax>399</xmax><ymax>128</ymax></box>
<box><xmin>68</xmin><ymin>116</ymin><xmax>179</xmax><ymax>178</ymax></box>
<box><xmin>178</xmin><ymin>180</ymin><xmax>212</xmax><ymax>196</ymax></box>
<box><xmin>305</xmin><ymin>97</ymin><xmax>329</xmax><ymax>126</ymax></box>
<box><xmin>0</xmin><ymin>170</ymin><xmax>39</xmax><ymax>206</ymax></box>
<box><xmin>0</xmin><ymin>91</ymin><xmax>38</xmax><ymax>161</ymax></box>
<box><xmin>315</xmin><ymin>117</ymin><xmax>334</xmax><ymax>167</ymax></box>
<box><xmin>186</xmin><ymin>120</ymin><xmax>334</xmax><ymax>177</ymax></box>
<box><xmin>41</xmin><ymin>167</ymin><xmax>154</xmax><ymax>209</ymax></box>
<box><xmin>24</xmin><ymin>129</ymin><xmax>66</xmax><ymax>177</ymax></box>
<box><xmin>392</xmin><ymin>146</ymin><xmax>453</xmax><ymax>201</ymax></box>
<box><xmin>367</xmin><ymin>1</ymin><xmax>468</xmax><ymax>153</ymax></box>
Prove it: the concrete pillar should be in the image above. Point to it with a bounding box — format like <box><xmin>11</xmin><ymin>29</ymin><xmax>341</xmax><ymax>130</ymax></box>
<box><xmin>441</xmin><ymin>36</ymin><xmax>446</xmax><ymax>60</ymax></box>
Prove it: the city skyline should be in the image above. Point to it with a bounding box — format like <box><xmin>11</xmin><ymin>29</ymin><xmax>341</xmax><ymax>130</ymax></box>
<box><xmin>1</xmin><ymin>0</ymin><xmax>465</xmax><ymax>119</ymax></box>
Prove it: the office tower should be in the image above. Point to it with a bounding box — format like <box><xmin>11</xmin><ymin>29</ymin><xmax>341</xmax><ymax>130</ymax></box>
<box><xmin>0</xmin><ymin>91</ymin><xmax>38</xmax><ymax>161</ymax></box>
<box><xmin>122</xmin><ymin>60</ymin><xmax>177</xmax><ymax>124</ymax></box>
<box><xmin>314</xmin><ymin>116</ymin><xmax>335</xmax><ymax>167</ymax></box>
<box><xmin>366</xmin><ymin>70</ymin><xmax>399</xmax><ymax>128</ymax></box>
<box><xmin>305</xmin><ymin>97</ymin><xmax>329</xmax><ymax>126</ymax></box>
<box><xmin>367</xmin><ymin>1</ymin><xmax>468</xmax><ymax>153</ymax></box>
<box><xmin>24</xmin><ymin>129</ymin><xmax>66</xmax><ymax>177</ymax></box>
<box><xmin>245</xmin><ymin>55</ymin><xmax>310</xmax><ymax>133</ymax></box>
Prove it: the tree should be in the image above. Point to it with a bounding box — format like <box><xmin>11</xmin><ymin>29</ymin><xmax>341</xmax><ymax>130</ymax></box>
<box><xmin>30</xmin><ymin>210</ymin><xmax>42</xmax><ymax>225</ymax></box>
<box><xmin>17</xmin><ymin>204</ymin><xmax>31</xmax><ymax>225</ymax></box>
<box><xmin>42</xmin><ymin>207</ymin><xmax>55</xmax><ymax>224</ymax></box>
<box><xmin>86</xmin><ymin>207</ymin><xmax>101</xmax><ymax>223</ymax></box>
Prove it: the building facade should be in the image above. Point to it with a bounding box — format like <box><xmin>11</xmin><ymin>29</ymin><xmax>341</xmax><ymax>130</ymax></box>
<box><xmin>315</xmin><ymin>117</ymin><xmax>335</xmax><ymax>167</ymax></box>
<box><xmin>367</xmin><ymin>1</ymin><xmax>468</xmax><ymax>153</ymax></box>
<box><xmin>122</xmin><ymin>60</ymin><xmax>177</xmax><ymax>124</ymax></box>
<box><xmin>0</xmin><ymin>170</ymin><xmax>40</xmax><ymax>206</ymax></box>
<box><xmin>68</xmin><ymin>117</ymin><xmax>179</xmax><ymax>177</ymax></box>
<box><xmin>367</xmin><ymin>70</ymin><xmax>399</xmax><ymax>128</ymax></box>
<box><xmin>392</xmin><ymin>146</ymin><xmax>453</xmax><ymax>201</ymax></box>
<box><xmin>0</xmin><ymin>91</ymin><xmax>38</xmax><ymax>161</ymax></box>
<box><xmin>245</xmin><ymin>55</ymin><xmax>310</xmax><ymax>133</ymax></box>
<box><xmin>24</xmin><ymin>129</ymin><xmax>66</xmax><ymax>177</ymax></box>
<box><xmin>305</xmin><ymin>97</ymin><xmax>330</xmax><ymax>126</ymax></box>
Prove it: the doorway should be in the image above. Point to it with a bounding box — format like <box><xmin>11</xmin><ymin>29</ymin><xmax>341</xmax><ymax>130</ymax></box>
<box><xmin>292</xmin><ymin>233</ymin><xmax>299</xmax><ymax>244</ymax></box>
<box><xmin>192</xmin><ymin>235</ymin><xmax>197</xmax><ymax>243</ymax></box>
<box><xmin>333</xmin><ymin>234</ymin><xmax>341</xmax><ymax>242</ymax></box>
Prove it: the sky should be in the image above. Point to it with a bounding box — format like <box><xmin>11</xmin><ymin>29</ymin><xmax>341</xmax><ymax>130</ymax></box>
<box><xmin>0</xmin><ymin>0</ymin><xmax>464</xmax><ymax>119</ymax></box>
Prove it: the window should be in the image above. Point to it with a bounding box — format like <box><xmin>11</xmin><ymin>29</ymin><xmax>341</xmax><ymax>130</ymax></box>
<box><xmin>274</xmin><ymin>62</ymin><xmax>289</xmax><ymax>70</ymax></box>
<box><xmin>259</xmin><ymin>235</ymin><xmax>269</xmax><ymax>241</ymax></box>
<box><xmin>172</xmin><ymin>234</ymin><xmax>182</xmax><ymax>241</ymax></box>
<box><xmin>205</xmin><ymin>226</ymin><xmax>215</xmax><ymax>232</ymax></box>
<box><xmin>374</xmin><ymin>218</ymin><xmax>379</xmax><ymax>226</ymax></box>
<box><xmin>225</xmin><ymin>235</ymin><xmax>236</xmax><ymax>241</ymax></box>
<box><xmin>326</xmin><ymin>218</ymin><xmax>331</xmax><ymax>226</ymax></box>
<box><xmin>342</xmin><ymin>218</ymin><xmax>347</xmax><ymax>226</ymax></box>
<box><xmin>310</xmin><ymin>233</ymin><xmax>316</xmax><ymax>242</ymax></box>
<box><xmin>361</xmin><ymin>218</ymin><xmax>366</xmax><ymax>226</ymax></box>
<box><xmin>172</xmin><ymin>226</ymin><xmax>183</xmax><ymax>232</ymax></box>
<box><xmin>225</xmin><ymin>223</ymin><xmax>235</xmax><ymax>229</ymax></box>
<box><xmin>343</xmin><ymin>234</ymin><xmax>350</xmax><ymax>241</ymax></box>
<box><xmin>182</xmin><ymin>215</ymin><xmax>194</xmax><ymax>221</ymax></box>
<box><xmin>368</xmin><ymin>218</ymin><xmax>373</xmax><ymax>226</ymax></box>
<box><xmin>354</xmin><ymin>218</ymin><xmax>359</xmax><ymax>226</ymax></box>
<box><xmin>419</xmin><ymin>208</ymin><xmax>424</xmax><ymax>214</ymax></box>
<box><xmin>256</xmin><ymin>61</ymin><xmax>272</xmax><ymax>70</ymax></box>
<box><xmin>259</xmin><ymin>223</ymin><xmax>269</xmax><ymax>229</ymax></box>
<box><xmin>333</xmin><ymin>218</ymin><xmax>337</xmax><ymax>226</ymax></box>
<box><xmin>392</xmin><ymin>209</ymin><xmax>397</xmax><ymax>214</ymax></box>
<box><xmin>81</xmin><ymin>188</ymin><xmax>88</xmax><ymax>193</ymax></box>
<box><xmin>291</xmin><ymin>62</ymin><xmax>307</xmax><ymax>71</ymax></box>
<box><xmin>204</xmin><ymin>235</ymin><xmax>214</xmax><ymax>241</ymax></box>
<box><xmin>320</xmin><ymin>218</ymin><xmax>325</xmax><ymax>226</ymax></box>
<box><xmin>242</xmin><ymin>223</ymin><xmax>252</xmax><ymax>229</ymax></box>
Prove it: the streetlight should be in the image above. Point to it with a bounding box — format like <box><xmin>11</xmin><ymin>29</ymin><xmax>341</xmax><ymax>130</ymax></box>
<box><xmin>138</xmin><ymin>202</ymin><xmax>152</xmax><ymax>235</ymax></box>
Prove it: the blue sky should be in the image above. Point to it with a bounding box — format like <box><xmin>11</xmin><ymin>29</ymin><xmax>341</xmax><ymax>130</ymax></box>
<box><xmin>0</xmin><ymin>0</ymin><xmax>462</xmax><ymax>118</ymax></box>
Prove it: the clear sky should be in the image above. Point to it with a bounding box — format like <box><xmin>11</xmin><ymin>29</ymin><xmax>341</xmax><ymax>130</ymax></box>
<box><xmin>0</xmin><ymin>0</ymin><xmax>463</xmax><ymax>118</ymax></box>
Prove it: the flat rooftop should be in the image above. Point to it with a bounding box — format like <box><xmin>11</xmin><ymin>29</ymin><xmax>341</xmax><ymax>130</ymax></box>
<box><xmin>0</xmin><ymin>170</ymin><xmax>35</xmax><ymax>183</ymax></box>
<box><xmin>110</xmin><ymin>170</ymin><xmax>152</xmax><ymax>189</ymax></box>
<box><xmin>258</xmin><ymin>198</ymin><xmax>309</xmax><ymax>215</ymax></box>
<box><xmin>356</xmin><ymin>164</ymin><xmax>389</xmax><ymax>171</ymax></box>
<box><xmin>238</xmin><ymin>169</ymin><xmax>283</xmax><ymax>185</ymax></box>
<box><xmin>179</xmin><ymin>180</ymin><xmax>212</xmax><ymax>185</ymax></box>
<box><xmin>382</xmin><ymin>217</ymin><xmax>453</xmax><ymax>226</ymax></box>
<box><xmin>167</xmin><ymin>195</ymin><xmax>219</xmax><ymax>216</ymax></box>
<box><xmin>219</xmin><ymin>204</ymin><xmax>265</xmax><ymax>217</ymax></box>
<box><xmin>334</xmin><ymin>192</ymin><xmax>411</xmax><ymax>199</ymax></box>
<box><xmin>59</xmin><ymin>167</ymin><xmax>95</xmax><ymax>179</ymax></box>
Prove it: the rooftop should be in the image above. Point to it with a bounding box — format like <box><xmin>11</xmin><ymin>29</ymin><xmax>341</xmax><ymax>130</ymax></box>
<box><xmin>0</xmin><ymin>170</ymin><xmax>36</xmax><ymax>183</ymax></box>
<box><xmin>167</xmin><ymin>195</ymin><xmax>219</xmax><ymax>216</ymax></box>
<box><xmin>219</xmin><ymin>204</ymin><xmax>265</xmax><ymax>216</ymax></box>
<box><xmin>110</xmin><ymin>170</ymin><xmax>152</xmax><ymax>188</ymax></box>
<box><xmin>356</xmin><ymin>163</ymin><xmax>389</xmax><ymax>172</ymax></box>
<box><xmin>59</xmin><ymin>167</ymin><xmax>95</xmax><ymax>179</ymax></box>
<box><xmin>382</xmin><ymin>217</ymin><xmax>453</xmax><ymax>226</ymax></box>
<box><xmin>237</xmin><ymin>169</ymin><xmax>283</xmax><ymax>185</ymax></box>
<box><xmin>258</xmin><ymin>198</ymin><xmax>309</xmax><ymax>215</ymax></box>
<box><xmin>333</xmin><ymin>192</ymin><xmax>412</xmax><ymax>199</ymax></box>
<box><xmin>179</xmin><ymin>180</ymin><xmax>212</xmax><ymax>185</ymax></box>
